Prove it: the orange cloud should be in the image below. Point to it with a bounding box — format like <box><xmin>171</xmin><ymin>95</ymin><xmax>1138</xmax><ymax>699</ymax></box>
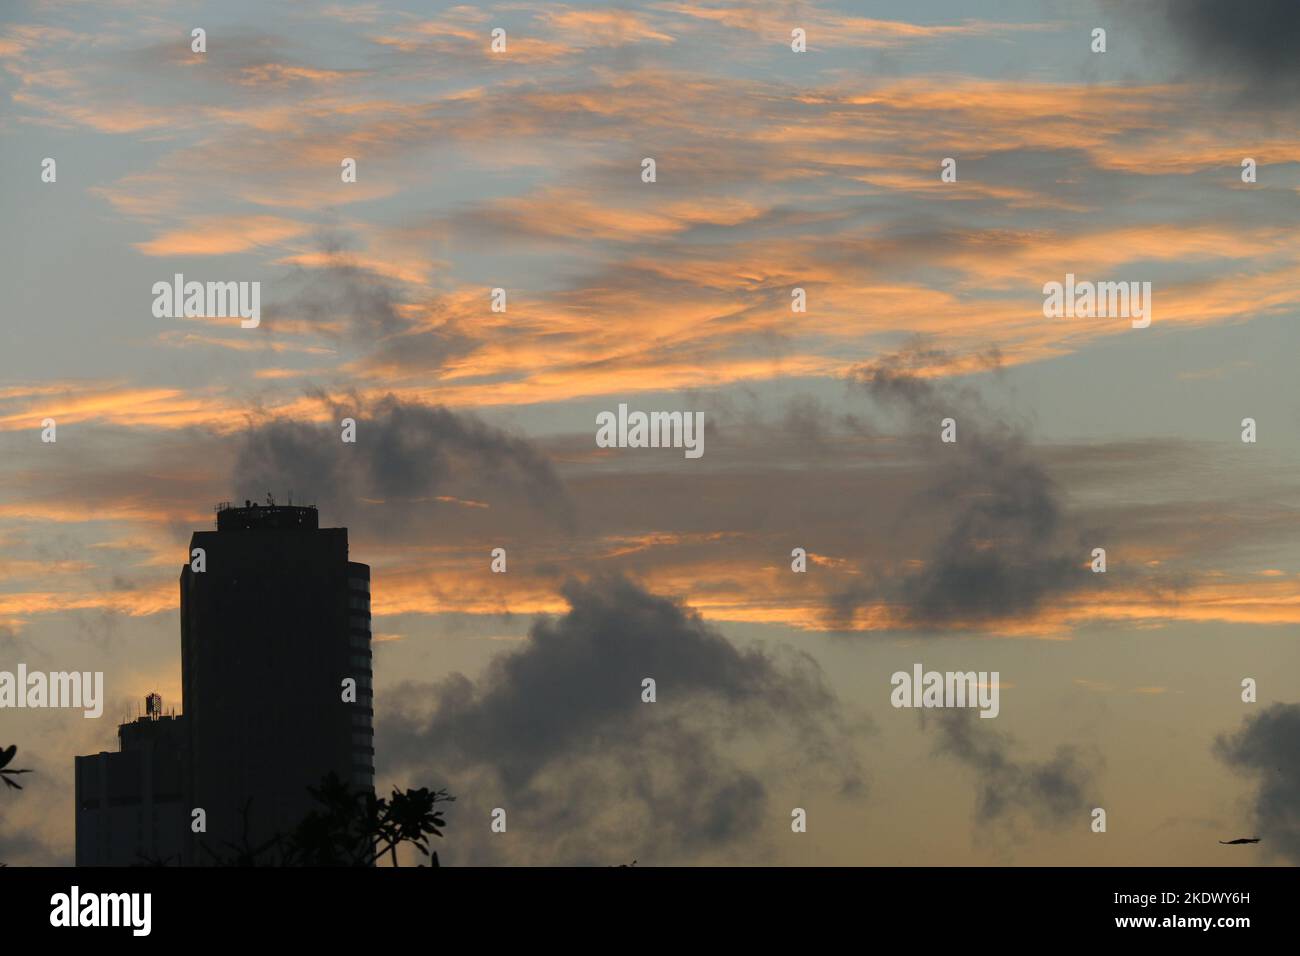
<box><xmin>540</xmin><ymin>8</ymin><xmax>675</xmax><ymax>45</ymax></box>
<box><xmin>658</xmin><ymin>4</ymin><xmax>1048</xmax><ymax>47</ymax></box>
<box><xmin>0</xmin><ymin>383</ymin><xmax>241</xmax><ymax>432</ymax></box>
<box><xmin>0</xmin><ymin>581</ymin><xmax>175</xmax><ymax>619</ymax></box>
<box><xmin>135</xmin><ymin>215</ymin><xmax>309</xmax><ymax>256</ymax></box>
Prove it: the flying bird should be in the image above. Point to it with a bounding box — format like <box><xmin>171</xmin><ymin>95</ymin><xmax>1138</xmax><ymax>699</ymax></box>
<box><xmin>1218</xmin><ymin>837</ymin><xmax>1261</xmax><ymax>845</ymax></box>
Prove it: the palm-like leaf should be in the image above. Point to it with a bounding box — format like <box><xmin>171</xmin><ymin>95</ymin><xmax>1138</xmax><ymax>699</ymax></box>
<box><xmin>0</xmin><ymin>744</ymin><xmax>32</xmax><ymax>791</ymax></box>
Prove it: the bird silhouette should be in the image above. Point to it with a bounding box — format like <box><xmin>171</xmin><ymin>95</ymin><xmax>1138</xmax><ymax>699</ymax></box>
<box><xmin>1218</xmin><ymin>838</ymin><xmax>1260</xmax><ymax>845</ymax></box>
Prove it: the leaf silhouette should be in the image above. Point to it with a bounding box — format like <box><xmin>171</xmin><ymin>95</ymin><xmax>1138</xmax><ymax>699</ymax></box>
<box><xmin>0</xmin><ymin>745</ymin><xmax>31</xmax><ymax>791</ymax></box>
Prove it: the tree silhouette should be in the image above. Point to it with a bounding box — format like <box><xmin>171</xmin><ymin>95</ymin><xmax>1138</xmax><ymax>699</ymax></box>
<box><xmin>195</xmin><ymin>772</ymin><xmax>454</xmax><ymax>867</ymax></box>
<box><xmin>0</xmin><ymin>745</ymin><xmax>31</xmax><ymax>791</ymax></box>
<box><xmin>0</xmin><ymin>743</ymin><xmax>451</xmax><ymax>867</ymax></box>
<box><xmin>0</xmin><ymin>744</ymin><xmax>32</xmax><ymax>867</ymax></box>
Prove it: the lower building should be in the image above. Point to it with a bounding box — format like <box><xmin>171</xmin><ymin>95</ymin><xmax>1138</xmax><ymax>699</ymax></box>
<box><xmin>74</xmin><ymin>698</ymin><xmax>188</xmax><ymax>867</ymax></box>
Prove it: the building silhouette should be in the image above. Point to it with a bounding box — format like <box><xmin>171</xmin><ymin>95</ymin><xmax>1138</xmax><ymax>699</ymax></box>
<box><xmin>74</xmin><ymin>694</ymin><xmax>188</xmax><ymax>866</ymax></box>
<box><xmin>182</xmin><ymin>501</ymin><xmax>373</xmax><ymax>862</ymax></box>
<box><xmin>74</xmin><ymin>501</ymin><xmax>374</xmax><ymax>865</ymax></box>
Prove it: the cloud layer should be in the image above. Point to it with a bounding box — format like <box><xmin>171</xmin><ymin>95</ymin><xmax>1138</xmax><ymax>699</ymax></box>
<box><xmin>1215</xmin><ymin>703</ymin><xmax>1300</xmax><ymax>862</ymax></box>
<box><xmin>380</xmin><ymin>575</ymin><xmax>859</xmax><ymax>863</ymax></box>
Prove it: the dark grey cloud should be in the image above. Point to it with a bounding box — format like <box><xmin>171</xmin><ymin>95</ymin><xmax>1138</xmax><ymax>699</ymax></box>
<box><xmin>831</xmin><ymin>349</ymin><xmax>1095</xmax><ymax>630</ymax></box>
<box><xmin>262</xmin><ymin>231</ymin><xmax>477</xmax><ymax>374</ymax></box>
<box><xmin>932</xmin><ymin>710</ymin><xmax>1097</xmax><ymax>834</ymax></box>
<box><xmin>1215</xmin><ymin>703</ymin><xmax>1300</xmax><ymax>862</ymax></box>
<box><xmin>233</xmin><ymin>394</ymin><xmax>573</xmax><ymax>533</ymax></box>
<box><xmin>269</xmin><ymin>236</ymin><xmax>404</xmax><ymax>342</ymax></box>
<box><xmin>1158</xmin><ymin>1</ymin><xmax>1300</xmax><ymax>75</ymax></box>
<box><xmin>687</xmin><ymin>389</ymin><xmax>877</xmax><ymax>461</ymax></box>
<box><xmin>1131</xmin><ymin>0</ymin><xmax>1300</xmax><ymax>104</ymax></box>
<box><xmin>379</xmin><ymin>575</ymin><xmax>860</xmax><ymax>864</ymax></box>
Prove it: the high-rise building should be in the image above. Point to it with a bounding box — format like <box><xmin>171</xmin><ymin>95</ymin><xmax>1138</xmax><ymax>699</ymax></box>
<box><xmin>180</xmin><ymin>501</ymin><xmax>373</xmax><ymax>863</ymax></box>
<box><xmin>74</xmin><ymin>696</ymin><xmax>189</xmax><ymax>866</ymax></box>
<box><xmin>74</xmin><ymin>502</ymin><xmax>374</xmax><ymax>865</ymax></box>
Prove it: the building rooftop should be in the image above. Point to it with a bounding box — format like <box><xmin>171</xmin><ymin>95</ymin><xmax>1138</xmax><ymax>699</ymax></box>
<box><xmin>214</xmin><ymin>499</ymin><xmax>319</xmax><ymax>531</ymax></box>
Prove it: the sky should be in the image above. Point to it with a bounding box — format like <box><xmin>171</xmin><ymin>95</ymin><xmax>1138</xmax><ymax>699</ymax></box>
<box><xmin>1</xmin><ymin>0</ymin><xmax>1299</xmax><ymax>866</ymax></box>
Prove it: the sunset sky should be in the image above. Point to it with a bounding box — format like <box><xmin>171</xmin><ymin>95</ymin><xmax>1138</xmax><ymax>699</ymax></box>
<box><xmin>2</xmin><ymin>0</ymin><xmax>1298</xmax><ymax>866</ymax></box>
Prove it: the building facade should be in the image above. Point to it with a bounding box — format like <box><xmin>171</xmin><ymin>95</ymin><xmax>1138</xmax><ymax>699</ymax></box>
<box><xmin>74</xmin><ymin>700</ymin><xmax>189</xmax><ymax>866</ymax></box>
<box><xmin>74</xmin><ymin>502</ymin><xmax>374</xmax><ymax>865</ymax></box>
<box><xmin>180</xmin><ymin>502</ymin><xmax>374</xmax><ymax>863</ymax></box>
